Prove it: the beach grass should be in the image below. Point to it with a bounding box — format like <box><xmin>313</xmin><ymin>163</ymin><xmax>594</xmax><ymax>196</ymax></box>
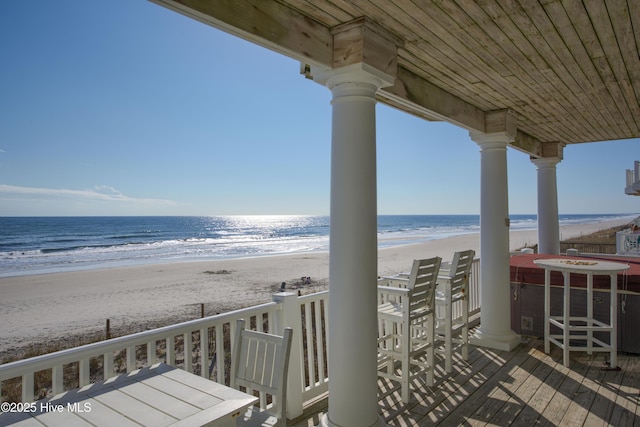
<box><xmin>563</xmin><ymin>222</ymin><xmax>629</xmax><ymax>243</ymax></box>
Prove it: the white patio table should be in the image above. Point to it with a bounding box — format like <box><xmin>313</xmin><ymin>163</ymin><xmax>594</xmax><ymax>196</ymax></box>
<box><xmin>0</xmin><ymin>363</ymin><xmax>257</xmax><ymax>427</ymax></box>
<box><xmin>533</xmin><ymin>258</ymin><xmax>629</xmax><ymax>368</ymax></box>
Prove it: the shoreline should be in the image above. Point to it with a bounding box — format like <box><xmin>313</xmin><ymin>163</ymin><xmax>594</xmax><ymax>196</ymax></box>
<box><xmin>0</xmin><ymin>217</ymin><xmax>633</xmax><ymax>359</ymax></box>
<box><xmin>2</xmin><ymin>214</ymin><xmax>634</xmax><ymax>280</ymax></box>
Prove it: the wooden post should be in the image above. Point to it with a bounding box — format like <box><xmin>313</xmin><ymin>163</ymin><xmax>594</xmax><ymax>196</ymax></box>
<box><xmin>272</xmin><ymin>292</ymin><xmax>304</xmax><ymax>418</ymax></box>
<box><xmin>201</xmin><ymin>303</ymin><xmax>205</xmax><ymax>318</ymax></box>
<box><xmin>106</xmin><ymin>319</ymin><xmax>111</xmax><ymax>340</ymax></box>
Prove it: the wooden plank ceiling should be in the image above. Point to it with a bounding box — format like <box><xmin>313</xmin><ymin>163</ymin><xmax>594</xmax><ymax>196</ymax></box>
<box><xmin>152</xmin><ymin>0</ymin><xmax>640</xmax><ymax>157</ymax></box>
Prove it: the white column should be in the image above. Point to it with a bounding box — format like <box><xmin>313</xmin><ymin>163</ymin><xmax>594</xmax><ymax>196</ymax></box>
<box><xmin>532</xmin><ymin>157</ymin><xmax>561</xmax><ymax>255</ymax></box>
<box><xmin>470</xmin><ymin>131</ymin><xmax>520</xmax><ymax>351</ymax></box>
<box><xmin>318</xmin><ymin>64</ymin><xmax>392</xmax><ymax>427</ymax></box>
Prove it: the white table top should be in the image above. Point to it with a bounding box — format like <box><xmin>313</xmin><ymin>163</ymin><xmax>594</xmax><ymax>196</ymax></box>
<box><xmin>0</xmin><ymin>363</ymin><xmax>257</xmax><ymax>427</ymax></box>
<box><xmin>533</xmin><ymin>258</ymin><xmax>630</xmax><ymax>275</ymax></box>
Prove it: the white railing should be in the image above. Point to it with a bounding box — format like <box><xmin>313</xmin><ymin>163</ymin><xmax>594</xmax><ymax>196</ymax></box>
<box><xmin>617</xmin><ymin>230</ymin><xmax>640</xmax><ymax>256</ymax></box>
<box><xmin>0</xmin><ymin>301</ymin><xmax>278</xmax><ymax>401</ymax></box>
<box><xmin>0</xmin><ymin>291</ymin><xmax>331</xmax><ymax>418</ymax></box>
<box><xmin>0</xmin><ymin>261</ymin><xmax>482</xmax><ymax>418</ymax></box>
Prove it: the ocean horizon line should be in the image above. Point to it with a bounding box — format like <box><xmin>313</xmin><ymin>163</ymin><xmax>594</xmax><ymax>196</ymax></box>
<box><xmin>0</xmin><ymin>212</ymin><xmax>637</xmax><ymax>218</ymax></box>
<box><xmin>1</xmin><ymin>213</ymin><xmax>636</xmax><ymax>278</ymax></box>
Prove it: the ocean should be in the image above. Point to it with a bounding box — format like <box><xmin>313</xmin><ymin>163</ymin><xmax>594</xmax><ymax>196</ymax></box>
<box><xmin>0</xmin><ymin>214</ymin><xmax>634</xmax><ymax>277</ymax></box>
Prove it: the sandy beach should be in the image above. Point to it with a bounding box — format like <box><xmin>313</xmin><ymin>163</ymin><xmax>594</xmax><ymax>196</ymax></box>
<box><xmin>0</xmin><ymin>217</ymin><xmax>631</xmax><ymax>358</ymax></box>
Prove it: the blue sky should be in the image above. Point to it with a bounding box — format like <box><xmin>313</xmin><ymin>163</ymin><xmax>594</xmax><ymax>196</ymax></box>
<box><xmin>0</xmin><ymin>1</ymin><xmax>637</xmax><ymax>217</ymax></box>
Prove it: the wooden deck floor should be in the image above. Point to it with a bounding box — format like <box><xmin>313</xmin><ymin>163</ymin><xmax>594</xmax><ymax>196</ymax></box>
<box><xmin>291</xmin><ymin>337</ymin><xmax>640</xmax><ymax>426</ymax></box>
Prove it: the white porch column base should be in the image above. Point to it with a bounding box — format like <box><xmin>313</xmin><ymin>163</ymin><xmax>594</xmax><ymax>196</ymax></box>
<box><xmin>470</xmin><ymin>130</ymin><xmax>520</xmax><ymax>352</ymax></box>
<box><xmin>532</xmin><ymin>157</ymin><xmax>561</xmax><ymax>255</ymax></box>
<box><xmin>470</xmin><ymin>328</ymin><xmax>521</xmax><ymax>351</ymax></box>
<box><xmin>317</xmin><ymin>63</ymin><xmax>394</xmax><ymax>427</ymax></box>
<box><xmin>320</xmin><ymin>415</ymin><xmax>388</xmax><ymax>427</ymax></box>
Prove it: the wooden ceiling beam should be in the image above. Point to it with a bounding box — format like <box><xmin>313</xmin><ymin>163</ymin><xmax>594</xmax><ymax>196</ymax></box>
<box><xmin>513</xmin><ymin>131</ymin><xmax>542</xmax><ymax>157</ymax></box>
<box><xmin>149</xmin><ymin>0</ymin><xmax>334</xmax><ymax>68</ymax></box>
<box><xmin>151</xmin><ymin>0</ymin><xmax>546</xmax><ymax>157</ymax></box>
<box><xmin>377</xmin><ymin>66</ymin><xmax>486</xmax><ymax>133</ymax></box>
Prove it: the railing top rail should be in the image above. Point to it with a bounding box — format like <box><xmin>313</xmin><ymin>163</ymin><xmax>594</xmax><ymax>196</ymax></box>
<box><xmin>297</xmin><ymin>290</ymin><xmax>328</xmax><ymax>302</ymax></box>
<box><xmin>0</xmin><ymin>301</ymin><xmax>279</xmax><ymax>381</ymax></box>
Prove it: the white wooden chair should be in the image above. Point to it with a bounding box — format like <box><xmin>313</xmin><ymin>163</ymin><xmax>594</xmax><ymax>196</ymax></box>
<box><xmin>377</xmin><ymin>256</ymin><xmax>441</xmax><ymax>403</ymax></box>
<box><xmin>434</xmin><ymin>249</ymin><xmax>475</xmax><ymax>373</ymax></box>
<box><xmin>231</xmin><ymin>319</ymin><xmax>293</xmax><ymax>427</ymax></box>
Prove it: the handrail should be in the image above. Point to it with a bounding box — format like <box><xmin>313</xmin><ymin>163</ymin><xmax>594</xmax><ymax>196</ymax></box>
<box><xmin>0</xmin><ymin>290</ymin><xmax>333</xmax><ymax>416</ymax></box>
<box><xmin>1</xmin><ymin>263</ymin><xmax>477</xmax><ymax>414</ymax></box>
<box><xmin>0</xmin><ymin>302</ymin><xmax>278</xmax><ymax>381</ymax></box>
<box><xmin>0</xmin><ymin>302</ymin><xmax>280</xmax><ymax>402</ymax></box>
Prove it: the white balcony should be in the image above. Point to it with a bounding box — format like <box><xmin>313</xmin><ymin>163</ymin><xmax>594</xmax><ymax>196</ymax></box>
<box><xmin>2</xmin><ymin>258</ymin><xmax>639</xmax><ymax>425</ymax></box>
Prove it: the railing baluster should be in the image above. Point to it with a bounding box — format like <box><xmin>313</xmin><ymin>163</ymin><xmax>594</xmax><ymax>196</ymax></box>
<box><xmin>126</xmin><ymin>346</ymin><xmax>135</xmax><ymax>372</ymax></box>
<box><xmin>166</xmin><ymin>336</ymin><xmax>175</xmax><ymax>366</ymax></box>
<box><xmin>104</xmin><ymin>352</ymin><xmax>114</xmax><ymax>379</ymax></box>
<box><xmin>79</xmin><ymin>359</ymin><xmax>90</xmax><ymax>387</ymax></box>
<box><xmin>215</xmin><ymin>324</ymin><xmax>224</xmax><ymax>384</ymax></box>
<box><xmin>314</xmin><ymin>299</ymin><xmax>326</xmax><ymax>386</ymax></box>
<box><xmin>147</xmin><ymin>341</ymin><xmax>155</xmax><ymax>365</ymax></box>
<box><xmin>184</xmin><ymin>332</ymin><xmax>192</xmax><ymax>373</ymax></box>
<box><xmin>22</xmin><ymin>372</ymin><xmax>33</xmax><ymax>403</ymax></box>
<box><xmin>304</xmin><ymin>301</ymin><xmax>316</xmax><ymax>387</ymax></box>
<box><xmin>52</xmin><ymin>365</ymin><xmax>63</xmax><ymax>395</ymax></box>
<box><xmin>200</xmin><ymin>327</ymin><xmax>208</xmax><ymax>378</ymax></box>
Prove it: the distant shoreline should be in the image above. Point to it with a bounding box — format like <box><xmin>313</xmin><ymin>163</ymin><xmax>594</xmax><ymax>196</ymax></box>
<box><xmin>1</xmin><ymin>213</ymin><xmax>634</xmax><ymax>279</ymax></box>
<box><xmin>0</xmin><ymin>216</ymin><xmax>634</xmax><ymax>360</ymax></box>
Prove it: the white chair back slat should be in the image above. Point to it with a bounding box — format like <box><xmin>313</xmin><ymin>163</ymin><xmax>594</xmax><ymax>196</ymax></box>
<box><xmin>407</xmin><ymin>257</ymin><xmax>441</xmax><ymax>314</ymax></box>
<box><xmin>449</xmin><ymin>249</ymin><xmax>475</xmax><ymax>296</ymax></box>
<box><xmin>231</xmin><ymin>319</ymin><xmax>293</xmax><ymax>425</ymax></box>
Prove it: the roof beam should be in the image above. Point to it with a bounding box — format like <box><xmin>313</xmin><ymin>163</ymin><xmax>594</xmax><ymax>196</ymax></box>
<box><xmin>331</xmin><ymin>17</ymin><xmax>401</xmax><ymax>78</ymax></box>
<box><xmin>377</xmin><ymin>66</ymin><xmax>486</xmax><ymax>133</ymax></box>
<box><xmin>513</xmin><ymin>131</ymin><xmax>542</xmax><ymax>157</ymax></box>
<box><xmin>149</xmin><ymin>0</ymin><xmax>333</xmax><ymax>68</ymax></box>
<box><xmin>151</xmin><ymin>0</ymin><xmax>545</xmax><ymax>157</ymax></box>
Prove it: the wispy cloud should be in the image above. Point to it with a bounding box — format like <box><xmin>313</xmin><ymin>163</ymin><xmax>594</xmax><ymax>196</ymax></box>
<box><xmin>0</xmin><ymin>184</ymin><xmax>176</xmax><ymax>206</ymax></box>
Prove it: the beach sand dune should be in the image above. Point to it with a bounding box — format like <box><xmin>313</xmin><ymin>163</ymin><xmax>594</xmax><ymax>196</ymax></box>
<box><xmin>0</xmin><ymin>218</ymin><xmax>630</xmax><ymax>358</ymax></box>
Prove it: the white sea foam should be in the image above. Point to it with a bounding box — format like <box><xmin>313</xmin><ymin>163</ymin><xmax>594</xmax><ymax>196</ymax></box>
<box><xmin>0</xmin><ymin>214</ymin><xmax>635</xmax><ymax>277</ymax></box>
